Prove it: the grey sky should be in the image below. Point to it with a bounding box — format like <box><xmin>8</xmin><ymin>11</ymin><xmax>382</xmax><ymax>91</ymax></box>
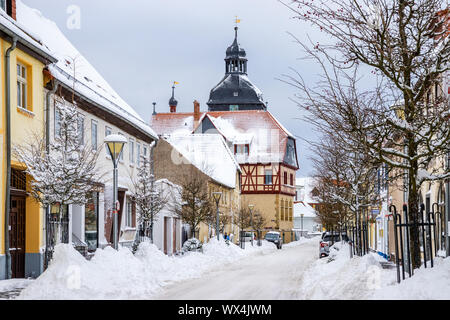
<box><xmin>23</xmin><ymin>0</ymin><xmax>324</xmax><ymax>177</ymax></box>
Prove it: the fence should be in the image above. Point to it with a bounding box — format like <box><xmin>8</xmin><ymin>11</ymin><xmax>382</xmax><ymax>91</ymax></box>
<box><xmin>333</xmin><ymin>221</ymin><xmax>369</xmax><ymax>257</ymax></box>
<box><xmin>390</xmin><ymin>203</ymin><xmax>438</xmax><ymax>283</ymax></box>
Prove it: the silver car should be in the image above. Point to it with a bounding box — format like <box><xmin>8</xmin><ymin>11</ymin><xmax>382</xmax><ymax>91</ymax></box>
<box><xmin>319</xmin><ymin>232</ymin><xmax>349</xmax><ymax>258</ymax></box>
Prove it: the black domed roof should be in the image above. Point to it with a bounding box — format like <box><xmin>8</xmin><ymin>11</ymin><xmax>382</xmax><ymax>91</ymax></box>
<box><xmin>208</xmin><ymin>74</ymin><xmax>264</xmax><ymax>108</ymax></box>
<box><xmin>169</xmin><ymin>96</ymin><xmax>178</xmax><ymax>107</ymax></box>
<box><xmin>207</xmin><ymin>27</ymin><xmax>266</xmax><ymax>111</ymax></box>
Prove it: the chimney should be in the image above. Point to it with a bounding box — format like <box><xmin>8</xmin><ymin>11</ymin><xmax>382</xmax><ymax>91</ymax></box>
<box><xmin>194</xmin><ymin>100</ymin><xmax>200</xmax><ymax>122</ymax></box>
<box><xmin>7</xmin><ymin>0</ymin><xmax>17</xmax><ymax>20</ymax></box>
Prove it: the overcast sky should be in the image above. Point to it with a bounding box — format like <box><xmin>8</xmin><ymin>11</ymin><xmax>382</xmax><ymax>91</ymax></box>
<box><xmin>23</xmin><ymin>0</ymin><xmax>326</xmax><ymax>177</ymax></box>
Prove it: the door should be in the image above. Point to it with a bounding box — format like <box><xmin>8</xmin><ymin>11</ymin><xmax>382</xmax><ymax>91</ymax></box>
<box><xmin>9</xmin><ymin>196</ymin><xmax>26</xmax><ymax>278</ymax></box>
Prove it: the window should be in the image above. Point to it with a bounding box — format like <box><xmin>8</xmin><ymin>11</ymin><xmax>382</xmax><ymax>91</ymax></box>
<box><xmin>17</xmin><ymin>63</ymin><xmax>28</xmax><ymax>110</ymax></box>
<box><xmin>129</xmin><ymin>138</ymin><xmax>135</xmax><ymax>164</ymax></box>
<box><xmin>118</xmin><ymin>132</ymin><xmax>124</xmax><ymax>161</ymax></box>
<box><xmin>77</xmin><ymin>115</ymin><xmax>84</xmax><ymax>145</ymax></box>
<box><xmin>105</xmin><ymin>126</ymin><xmax>112</xmax><ymax>156</ymax></box>
<box><xmin>229</xmin><ymin>105</ymin><xmax>239</xmax><ymax>111</ymax></box>
<box><xmin>136</xmin><ymin>143</ymin><xmax>141</xmax><ymax>167</ymax></box>
<box><xmin>125</xmin><ymin>197</ymin><xmax>135</xmax><ymax>228</ymax></box>
<box><xmin>284</xmin><ymin>172</ymin><xmax>288</xmax><ymax>185</ymax></box>
<box><xmin>290</xmin><ymin>174</ymin><xmax>293</xmax><ymax>186</ymax></box>
<box><xmin>264</xmin><ymin>169</ymin><xmax>273</xmax><ymax>185</ymax></box>
<box><xmin>235</xmin><ymin>144</ymin><xmax>249</xmax><ymax>155</ymax></box>
<box><xmin>281</xmin><ymin>200</ymin><xmax>285</xmax><ymax>221</ymax></box>
<box><xmin>54</xmin><ymin>106</ymin><xmax>61</xmax><ymax>138</ymax></box>
<box><xmin>0</xmin><ymin>0</ymin><xmax>6</xmax><ymax>11</ymax></box>
<box><xmin>143</xmin><ymin>145</ymin><xmax>148</xmax><ymax>160</ymax></box>
<box><xmin>91</xmin><ymin>120</ymin><xmax>98</xmax><ymax>150</ymax></box>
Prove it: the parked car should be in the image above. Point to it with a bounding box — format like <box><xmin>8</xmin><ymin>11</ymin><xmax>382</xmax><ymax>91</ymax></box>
<box><xmin>319</xmin><ymin>232</ymin><xmax>350</xmax><ymax>258</ymax></box>
<box><xmin>241</xmin><ymin>231</ymin><xmax>256</xmax><ymax>243</ymax></box>
<box><xmin>264</xmin><ymin>231</ymin><xmax>283</xmax><ymax>249</ymax></box>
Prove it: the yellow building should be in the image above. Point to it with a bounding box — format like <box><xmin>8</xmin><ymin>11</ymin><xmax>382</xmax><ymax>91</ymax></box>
<box><xmin>1</xmin><ymin>4</ymin><xmax>57</xmax><ymax>279</ymax></box>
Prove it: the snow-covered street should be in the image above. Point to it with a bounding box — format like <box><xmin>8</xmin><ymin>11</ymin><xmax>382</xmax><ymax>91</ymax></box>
<box><xmin>2</xmin><ymin>236</ymin><xmax>450</xmax><ymax>300</ymax></box>
<box><xmin>154</xmin><ymin>238</ymin><xmax>319</xmax><ymax>300</ymax></box>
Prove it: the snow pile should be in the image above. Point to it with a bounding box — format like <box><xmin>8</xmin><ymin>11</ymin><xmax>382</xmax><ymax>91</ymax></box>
<box><xmin>296</xmin><ymin>242</ymin><xmax>395</xmax><ymax>300</ymax></box>
<box><xmin>17</xmin><ymin>238</ymin><xmax>276</xmax><ymax>300</ymax></box>
<box><xmin>372</xmin><ymin>257</ymin><xmax>450</xmax><ymax>300</ymax></box>
<box><xmin>296</xmin><ymin>240</ymin><xmax>450</xmax><ymax>300</ymax></box>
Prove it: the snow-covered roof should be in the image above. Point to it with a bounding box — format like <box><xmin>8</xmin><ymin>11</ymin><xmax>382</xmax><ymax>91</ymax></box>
<box><xmin>165</xmin><ymin>134</ymin><xmax>241</xmax><ymax>189</ymax></box>
<box><xmin>152</xmin><ymin>110</ymin><xmax>298</xmax><ymax>167</ymax></box>
<box><xmin>0</xmin><ymin>5</ymin><xmax>56</xmax><ymax>62</ymax></box>
<box><xmin>294</xmin><ymin>201</ymin><xmax>317</xmax><ymax>218</ymax></box>
<box><xmin>15</xmin><ymin>1</ymin><xmax>157</xmax><ymax>140</ymax></box>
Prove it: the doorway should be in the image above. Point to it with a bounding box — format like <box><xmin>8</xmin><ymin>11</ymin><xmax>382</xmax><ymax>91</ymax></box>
<box><xmin>9</xmin><ymin>196</ymin><xmax>26</xmax><ymax>278</ymax></box>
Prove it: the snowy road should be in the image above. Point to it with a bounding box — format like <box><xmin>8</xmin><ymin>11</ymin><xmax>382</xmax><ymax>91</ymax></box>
<box><xmin>153</xmin><ymin>238</ymin><xmax>320</xmax><ymax>300</ymax></box>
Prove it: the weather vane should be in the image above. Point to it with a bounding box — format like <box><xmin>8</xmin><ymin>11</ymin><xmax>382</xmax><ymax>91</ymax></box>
<box><xmin>234</xmin><ymin>16</ymin><xmax>241</xmax><ymax>27</ymax></box>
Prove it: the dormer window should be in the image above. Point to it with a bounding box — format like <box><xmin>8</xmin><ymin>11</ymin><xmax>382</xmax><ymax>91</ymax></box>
<box><xmin>234</xmin><ymin>144</ymin><xmax>249</xmax><ymax>156</ymax></box>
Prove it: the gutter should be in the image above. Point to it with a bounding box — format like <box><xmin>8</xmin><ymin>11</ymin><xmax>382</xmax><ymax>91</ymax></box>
<box><xmin>43</xmin><ymin>79</ymin><xmax>58</xmax><ymax>269</ymax></box>
<box><xmin>0</xmin><ymin>21</ymin><xmax>57</xmax><ymax>64</ymax></box>
<box><xmin>4</xmin><ymin>36</ymin><xmax>17</xmax><ymax>280</ymax></box>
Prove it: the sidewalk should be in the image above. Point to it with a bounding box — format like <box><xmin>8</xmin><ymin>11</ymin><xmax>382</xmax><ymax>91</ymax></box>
<box><xmin>0</xmin><ymin>279</ymin><xmax>34</xmax><ymax>300</ymax></box>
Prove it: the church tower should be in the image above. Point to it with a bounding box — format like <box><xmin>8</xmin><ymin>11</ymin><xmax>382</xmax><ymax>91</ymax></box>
<box><xmin>207</xmin><ymin>27</ymin><xmax>266</xmax><ymax>112</ymax></box>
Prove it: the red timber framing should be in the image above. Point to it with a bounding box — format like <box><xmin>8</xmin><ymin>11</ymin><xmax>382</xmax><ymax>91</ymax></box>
<box><xmin>240</xmin><ymin>163</ymin><xmax>296</xmax><ymax>196</ymax></box>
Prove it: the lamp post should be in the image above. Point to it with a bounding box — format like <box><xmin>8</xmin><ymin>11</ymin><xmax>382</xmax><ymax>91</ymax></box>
<box><xmin>212</xmin><ymin>192</ymin><xmax>222</xmax><ymax>241</ymax></box>
<box><xmin>105</xmin><ymin>134</ymin><xmax>127</xmax><ymax>250</ymax></box>
<box><xmin>301</xmin><ymin>213</ymin><xmax>304</xmax><ymax>238</ymax></box>
<box><xmin>248</xmin><ymin>204</ymin><xmax>254</xmax><ymax>246</ymax></box>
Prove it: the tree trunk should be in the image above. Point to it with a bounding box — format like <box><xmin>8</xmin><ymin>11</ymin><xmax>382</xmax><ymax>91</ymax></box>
<box><xmin>408</xmin><ymin>167</ymin><xmax>422</xmax><ymax>270</ymax></box>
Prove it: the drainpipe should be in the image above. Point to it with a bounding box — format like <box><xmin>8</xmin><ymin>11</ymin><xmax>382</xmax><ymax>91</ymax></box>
<box><xmin>43</xmin><ymin>79</ymin><xmax>58</xmax><ymax>269</ymax></box>
<box><xmin>4</xmin><ymin>37</ymin><xmax>17</xmax><ymax>279</ymax></box>
<box><xmin>446</xmin><ymin>151</ymin><xmax>449</xmax><ymax>257</ymax></box>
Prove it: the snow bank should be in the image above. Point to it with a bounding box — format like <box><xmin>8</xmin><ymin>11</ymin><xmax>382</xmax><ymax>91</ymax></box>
<box><xmin>296</xmin><ymin>242</ymin><xmax>396</xmax><ymax>300</ymax></box>
<box><xmin>296</xmin><ymin>241</ymin><xmax>450</xmax><ymax>300</ymax></box>
<box><xmin>372</xmin><ymin>257</ymin><xmax>450</xmax><ymax>300</ymax></box>
<box><xmin>17</xmin><ymin>239</ymin><xmax>276</xmax><ymax>300</ymax></box>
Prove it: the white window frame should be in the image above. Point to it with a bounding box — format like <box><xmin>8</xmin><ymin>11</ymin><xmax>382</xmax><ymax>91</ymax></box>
<box><xmin>77</xmin><ymin>114</ymin><xmax>85</xmax><ymax>145</ymax></box>
<box><xmin>126</xmin><ymin>198</ymin><xmax>133</xmax><ymax>228</ymax></box>
<box><xmin>54</xmin><ymin>104</ymin><xmax>61</xmax><ymax>138</ymax></box>
<box><xmin>105</xmin><ymin>126</ymin><xmax>112</xmax><ymax>158</ymax></box>
<box><xmin>118</xmin><ymin>132</ymin><xmax>125</xmax><ymax>162</ymax></box>
<box><xmin>91</xmin><ymin>120</ymin><xmax>98</xmax><ymax>151</ymax></box>
<box><xmin>136</xmin><ymin>143</ymin><xmax>141</xmax><ymax>167</ymax></box>
<box><xmin>129</xmin><ymin>138</ymin><xmax>135</xmax><ymax>165</ymax></box>
<box><xmin>17</xmin><ymin>63</ymin><xmax>28</xmax><ymax>110</ymax></box>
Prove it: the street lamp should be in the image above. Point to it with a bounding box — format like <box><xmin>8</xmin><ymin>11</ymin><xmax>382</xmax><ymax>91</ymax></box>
<box><xmin>301</xmin><ymin>213</ymin><xmax>304</xmax><ymax>238</ymax></box>
<box><xmin>212</xmin><ymin>192</ymin><xmax>222</xmax><ymax>241</ymax></box>
<box><xmin>248</xmin><ymin>204</ymin><xmax>254</xmax><ymax>246</ymax></box>
<box><xmin>105</xmin><ymin>134</ymin><xmax>127</xmax><ymax>250</ymax></box>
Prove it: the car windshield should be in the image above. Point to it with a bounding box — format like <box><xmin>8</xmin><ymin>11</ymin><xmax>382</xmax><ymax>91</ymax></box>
<box><xmin>265</xmin><ymin>233</ymin><xmax>279</xmax><ymax>240</ymax></box>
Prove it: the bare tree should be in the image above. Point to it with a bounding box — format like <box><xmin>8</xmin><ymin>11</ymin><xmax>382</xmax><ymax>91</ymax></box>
<box><xmin>252</xmin><ymin>210</ymin><xmax>266</xmax><ymax>242</ymax></box>
<box><xmin>172</xmin><ymin>169</ymin><xmax>214</xmax><ymax>239</ymax></box>
<box><xmin>130</xmin><ymin>149</ymin><xmax>169</xmax><ymax>243</ymax></box>
<box><xmin>281</xmin><ymin>0</ymin><xmax>450</xmax><ymax>269</ymax></box>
